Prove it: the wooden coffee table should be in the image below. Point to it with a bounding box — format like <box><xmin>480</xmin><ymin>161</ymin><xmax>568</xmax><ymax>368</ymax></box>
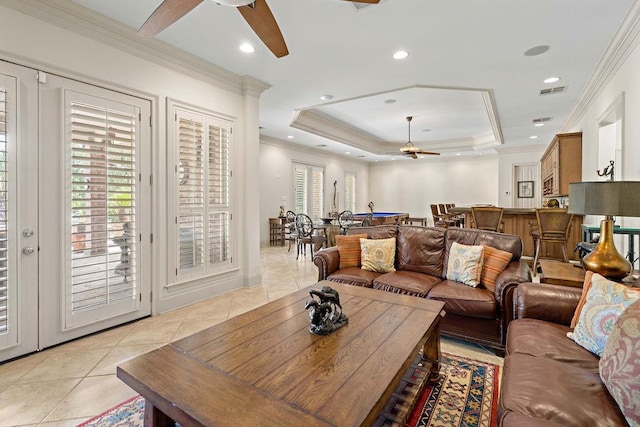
<box><xmin>117</xmin><ymin>281</ymin><xmax>445</xmax><ymax>427</ymax></box>
<box><xmin>539</xmin><ymin>259</ymin><xmax>586</xmax><ymax>288</ymax></box>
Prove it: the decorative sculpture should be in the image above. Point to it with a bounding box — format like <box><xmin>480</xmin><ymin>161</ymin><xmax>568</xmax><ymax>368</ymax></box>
<box><xmin>304</xmin><ymin>285</ymin><xmax>348</xmax><ymax>335</ymax></box>
<box><xmin>597</xmin><ymin>160</ymin><xmax>615</xmax><ymax>181</ymax></box>
<box><xmin>368</xmin><ymin>201</ymin><xmax>374</xmax><ymax>214</ymax></box>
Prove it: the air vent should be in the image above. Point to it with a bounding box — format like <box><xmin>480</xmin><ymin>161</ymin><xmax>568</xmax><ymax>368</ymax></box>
<box><xmin>357</xmin><ymin>155</ymin><xmax>366</xmax><ymax>158</ymax></box>
<box><xmin>532</xmin><ymin>117</ymin><xmax>553</xmax><ymax>123</ymax></box>
<box><xmin>539</xmin><ymin>86</ymin><xmax>566</xmax><ymax>96</ymax></box>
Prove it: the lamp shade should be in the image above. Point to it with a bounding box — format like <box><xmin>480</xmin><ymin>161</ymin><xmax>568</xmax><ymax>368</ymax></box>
<box><xmin>568</xmin><ymin>181</ymin><xmax>640</xmax><ymax>217</ymax></box>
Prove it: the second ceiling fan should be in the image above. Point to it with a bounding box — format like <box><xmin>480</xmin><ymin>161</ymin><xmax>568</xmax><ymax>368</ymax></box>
<box><xmin>400</xmin><ymin>116</ymin><xmax>440</xmax><ymax>159</ymax></box>
<box><xmin>138</xmin><ymin>0</ymin><xmax>380</xmax><ymax>58</ymax></box>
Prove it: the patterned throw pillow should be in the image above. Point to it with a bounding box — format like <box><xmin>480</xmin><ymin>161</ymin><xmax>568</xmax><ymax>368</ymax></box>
<box><xmin>335</xmin><ymin>234</ymin><xmax>368</xmax><ymax>269</ymax></box>
<box><xmin>570</xmin><ymin>271</ymin><xmax>594</xmax><ymax>328</ymax></box>
<box><xmin>599</xmin><ymin>300</ymin><xmax>640</xmax><ymax>427</ymax></box>
<box><xmin>480</xmin><ymin>245</ymin><xmax>512</xmax><ymax>292</ymax></box>
<box><xmin>568</xmin><ymin>273</ymin><xmax>640</xmax><ymax>356</ymax></box>
<box><xmin>360</xmin><ymin>238</ymin><xmax>396</xmax><ymax>273</ymax></box>
<box><xmin>446</xmin><ymin>242</ymin><xmax>484</xmax><ymax>287</ymax></box>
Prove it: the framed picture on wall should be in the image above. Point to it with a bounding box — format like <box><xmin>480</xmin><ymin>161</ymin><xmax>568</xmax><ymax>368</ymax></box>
<box><xmin>517</xmin><ymin>181</ymin><xmax>534</xmax><ymax>198</ymax></box>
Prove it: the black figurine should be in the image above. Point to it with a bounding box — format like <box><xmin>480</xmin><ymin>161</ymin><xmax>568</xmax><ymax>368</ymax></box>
<box><xmin>304</xmin><ymin>286</ymin><xmax>348</xmax><ymax>335</ymax></box>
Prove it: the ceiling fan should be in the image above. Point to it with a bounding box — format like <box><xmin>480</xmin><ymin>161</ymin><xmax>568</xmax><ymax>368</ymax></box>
<box><xmin>138</xmin><ymin>0</ymin><xmax>380</xmax><ymax>58</ymax></box>
<box><xmin>400</xmin><ymin>116</ymin><xmax>440</xmax><ymax>159</ymax></box>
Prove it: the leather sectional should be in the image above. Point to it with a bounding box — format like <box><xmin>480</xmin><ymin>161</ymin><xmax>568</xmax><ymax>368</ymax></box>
<box><xmin>312</xmin><ymin>225</ymin><xmax>532</xmax><ymax>354</ymax></box>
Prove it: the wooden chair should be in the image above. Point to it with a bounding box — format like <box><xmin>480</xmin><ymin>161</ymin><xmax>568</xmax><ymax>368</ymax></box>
<box><xmin>531</xmin><ymin>208</ymin><xmax>574</xmax><ymax>273</ymax></box>
<box><xmin>430</xmin><ymin>204</ymin><xmax>455</xmax><ymax>227</ymax></box>
<box><xmin>284</xmin><ymin>210</ymin><xmax>298</xmax><ymax>252</ymax></box>
<box><xmin>440</xmin><ymin>203</ymin><xmax>463</xmax><ymax>227</ymax></box>
<box><xmin>360</xmin><ymin>212</ymin><xmax>373</xmax><ymax>227</ymax></box>
<box><xmin>470</xmin><ymin>207</ymin><xmax>504</xmax><ymax>232</ymax></box>
<box><xmin>295</xmin><ymin>214</ymin><xmax>327</xmax><ymax>259</ymax></box>
<box><xmin>338</xmin><ymin>210</ymin><xmax>354</xmax><ymax>234</ymax></box>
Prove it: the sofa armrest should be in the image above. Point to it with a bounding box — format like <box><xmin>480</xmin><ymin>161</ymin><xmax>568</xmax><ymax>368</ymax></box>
<box><xmin>313</xmin><ymin>247</ymin><xmax>340</xmax><ymax>281</ymax></box>
<box><xmin>494</xmin><ymin>259</ymin><xmax>532</xmax><ymax>306</ymax></box>
<box><xmin>514</xmin><ymin>282</ymin><xmax>582</xmax><ymax>326</ymax></box>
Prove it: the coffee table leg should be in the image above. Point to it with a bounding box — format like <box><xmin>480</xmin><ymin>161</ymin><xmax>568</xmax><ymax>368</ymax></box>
<box><xmin>144</xmin><ymin>399</ymin><xmax>174</xmax><ymax>427</ymax></box>
<box><xmin>421</xmin><ymin>313</ymin><xmax>443</xmax><ymax>385</ymax></box>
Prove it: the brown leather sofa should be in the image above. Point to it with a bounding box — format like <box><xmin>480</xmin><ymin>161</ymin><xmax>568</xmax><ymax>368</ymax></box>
<box><xmin>312</xmin><ymin>225</ymin><xmax>531</xmax><ymax>354</ymax></box>
<box><xmin>500</xmin><ymin>282</ymin><xmax>628</xmax><ymax>426</ymax></box>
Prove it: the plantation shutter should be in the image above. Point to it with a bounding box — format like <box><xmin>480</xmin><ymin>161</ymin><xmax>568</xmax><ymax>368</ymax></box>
<box><xmin>311</xmin><ymin>168</ymin><xmax>324</xmax><ymax>221</ymax></box>
<box><xmin>178</xmin><ymin>117</ymin><xmax>205</xmax><ymax>272</ymax></box>
<box><xmin>175</xmin><ymin>108</ymin><xmax>232</xmax><ymax>280</ymax></box>
<box><xmin>69</xmin><ymin>99</ymin><xmax>137</xmax><ymax>313</ymax></box>
<box><xmin>345</xmin><ymin>173</ymin><xmax>356</xmax><ymax>212</ymax></box>
<box><xmin>0</xmin><ymin>87</ymin><xmax>8</xmax><ymax>334</ymax></box>
<box><xmin>294</xmin><ymin>165</ymin><xmax>308</xmax><ymax>215</ymax></box>
<box><xmin>207</xmin><ymin>124</ymin><xmax>230</xmax><ymax>265</ymax></box>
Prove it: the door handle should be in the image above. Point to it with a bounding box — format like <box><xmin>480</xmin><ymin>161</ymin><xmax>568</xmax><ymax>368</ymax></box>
<box><xmin>22</xmin><ymin>247</ymin><xmax>35</xmax><ymax>255</ymax></box>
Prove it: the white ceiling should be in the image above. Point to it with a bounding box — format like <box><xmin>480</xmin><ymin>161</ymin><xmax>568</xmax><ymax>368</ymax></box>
<box><xmin>70</xmin><ymin>0</ymin><xmax>636</xmax><ymax>161</ymax></box>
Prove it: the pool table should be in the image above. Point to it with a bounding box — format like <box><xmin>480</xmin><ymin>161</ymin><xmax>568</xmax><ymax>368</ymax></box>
<box><xmin>353</xmin><ymin>212</ymin><xmax>409</xmax><ymax>226</ymax></box>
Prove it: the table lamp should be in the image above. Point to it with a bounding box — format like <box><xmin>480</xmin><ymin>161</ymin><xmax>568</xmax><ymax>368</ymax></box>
<box><xmin>568</xmin><ymin>181</ymin><xmax>640</xmax><ymax>279</ymax></box>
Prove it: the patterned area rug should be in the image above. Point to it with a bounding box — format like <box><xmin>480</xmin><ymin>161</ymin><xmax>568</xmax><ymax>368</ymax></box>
<box><xmin>77</xmin><ymin>353</ymin><xmax>498</xmax><ymax>427</ymax></box>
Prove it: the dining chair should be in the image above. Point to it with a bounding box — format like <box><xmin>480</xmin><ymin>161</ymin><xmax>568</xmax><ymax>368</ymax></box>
<box><xmin>338</xmin><ymin>210</ymin><xmax>354</xmax><ymax>234</ymax></box>
<box><xmin>284</xmin><ymin>210</ymin><xmax>298</xmax><ymax>252</ymax></box>
<box><xmin>295</xmin><ymin>213</ymin><xmax>327</xmax><ymax>259</ymax></box>
<box><xmin>441</xmin><ymin>203</ymin><xmax>463</xmax><ymax>227</ymax></box>
<box><xmin>470</xmin><ymin>206</ymin><xmax>504</xmax><ymax>232</ymax></box>
<box><xmin>360</xmin><ymin>212</ymin><xmax>373</xmax><ymax>227</ymax></box>
<box><xmin>430</xmin><ymin>204</ymin><xmax>455</xmax><ymax>227</ymax></box>
<box><xmin>531</xmin><ymin>208</ymin><xmax>574</xmax><ymax>273</ymax></box>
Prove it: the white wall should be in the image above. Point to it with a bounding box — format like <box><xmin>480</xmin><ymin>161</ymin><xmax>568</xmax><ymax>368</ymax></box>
<box><xmin>259</xmin><ymin>140</ymin><xmax>370</xmax><ymax>245</ymax></box>
<box><xmin>368</xmin><ymin>154</ymin><xmax>499</xmax><ymax>224</ymax></box>
<box><xmin>0</xmin><ymin>5</ymin><xmax>265</xmax><ymax>313</ymax></box>
<box><xmin>496</xmin><ymin>147</ymin><xmax>546</xmax><ymax>208</ymax></box>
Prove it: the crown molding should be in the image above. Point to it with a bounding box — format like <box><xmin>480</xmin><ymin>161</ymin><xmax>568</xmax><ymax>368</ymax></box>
<box><xmin>562</xmin><ymin>0</ymin><xmax>640</xmax><ymax>131</ymax></box>
<box><xmin>260</xmin><ymin>135</ymin><xmax>369</xmax><ymax>164</ymax></box>
<box><xmin>2</xmin><ymin>0</ymin><xmax>269</xmax><ymax>96</ymax></box>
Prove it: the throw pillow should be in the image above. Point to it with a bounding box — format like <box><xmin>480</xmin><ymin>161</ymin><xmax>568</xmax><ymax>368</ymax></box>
<box><xmin>599</xmin><ymin>300</ymin><xmax>640</xmax><ymax>427</ymax></box>
<box><xmin>360</xmin><ymin>238</ymin><xmax>396</xmax><ymax>273</ymax></box>
<box><xmin>570</xmin><ymin>271</ymin><xmax>594</xmax><ymax>328</ymax></box>
<box><xmin>480</xmin><ymin>245</ymin><xmax>513</xmax><ymax>292</ymax></box>
<box><xmin>446</xmin><ymin>242</ymin><xmax>484</xmax><ymax>287</ymax></box>
<box><xmin>568</xmin><ymin>273</ymin><xmax>640</xmax><ymax>356</ymax></box>
<box><xmin>335</xmin><ymin>233</ymin><xmax>368</xmax><ymax>269</ymax></box>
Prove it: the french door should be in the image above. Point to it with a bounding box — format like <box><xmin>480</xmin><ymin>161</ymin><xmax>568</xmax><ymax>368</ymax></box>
<box><xmin>0</xmin><ymin>61</ymin><xmax>151</xmax><ymax>362</ymax></box>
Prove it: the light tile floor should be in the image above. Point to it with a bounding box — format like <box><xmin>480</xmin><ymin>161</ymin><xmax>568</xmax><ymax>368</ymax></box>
<box><xmin>0</xmin><ymin>246</ymin><xmax>504</xmax><ymax>426</ymax></box>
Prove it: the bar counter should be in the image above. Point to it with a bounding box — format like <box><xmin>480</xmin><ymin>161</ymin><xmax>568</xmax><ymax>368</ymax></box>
<box><xmin>449</xmin><ymin>207</ymin><xmax>583</xmax><ymax>260</ymax></box>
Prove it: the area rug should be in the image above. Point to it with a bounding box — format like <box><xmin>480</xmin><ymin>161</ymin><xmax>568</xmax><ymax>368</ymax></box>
<box><xmin>77</xmin><ymin>353</ymin><xmax>499</xmax><ymax>427</ymax></box>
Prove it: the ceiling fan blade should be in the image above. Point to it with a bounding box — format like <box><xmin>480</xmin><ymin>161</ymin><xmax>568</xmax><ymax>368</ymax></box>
<box><xmin>346</xmin><ymin>0</ymin><xmax>380</xmax><ymax>3</ymax></box>
<box><xmin>138</xmin><ymin>0</ymin><xmax>204</xmax><ymax>36</ymax></box>
<box><xmin>417</xmin><ymin>151</ymin><xmax>441</xmax><ymax>156</ymax></box>
<box><xmin>238</xmin><ymin>0</ymin><xmax>289</xmax><ymax>58</ymax></box>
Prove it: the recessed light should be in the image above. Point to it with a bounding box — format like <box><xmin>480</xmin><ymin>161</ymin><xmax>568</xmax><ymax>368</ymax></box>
<box><xmin>529</xmin><ymin>135</ymin><xmax>539</xmax><ymax>139</ymax></box>
<box><xmin>239</xmin><ymin>43</ymin><xmax>255</xmax><ymax>53</ymax></box>
<box><xmin>524</xmin><ymin>45</ymin><xmax>550</xmax><ymax>57</ymax></box>
<box><xmin>544</xmin><ymin>77</ymin><xmax>560</xmax><ymax>84</ymax></box>
<box><xmin>345</xmin><ymin>151</ymin><xmax>351</xmax><ymax>155</ymax></box>
<box><xmin>320</xmin><ymin>94</ymin><xmax>333</xmax><ymax>101</ymax></box>
<box><xmin>393</xmin><ymin>50</ymin><xmax>409</xmax><ymax>60</ymax></box>
<box><xmin>384</xmin><ymin>99</ymin><xmax>396</xmax><ymax>104</ymax></box>
<box><xmin>287</xmin><ymin>135</ymin><xmax>294</xmax><ymax>139</ymax></box>
<box><xmin>534</xmin><ymin>123</ymin><xmax>545</xmax><ymax>127</ymax></box>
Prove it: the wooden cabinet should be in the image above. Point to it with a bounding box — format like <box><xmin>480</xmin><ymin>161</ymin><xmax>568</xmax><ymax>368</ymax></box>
<box><xmin>269</xmin><ymin>217</ymin><xmax>285</xmax><ymax>246</ymax></box>
<box><xmin>541</xmin><ymin>132</ymin><xmax>582</xmax><ymax>197</ymax></box>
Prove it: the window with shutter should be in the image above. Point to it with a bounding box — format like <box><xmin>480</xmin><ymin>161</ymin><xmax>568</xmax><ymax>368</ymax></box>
<box><xmin>69</xmin><ymin>101</ymin><xmax>137</xmax><ymax>313</ymax></box>
<box><xmin>292</xmin><ymin>163</ymin><xmax>324</xmax><ymax>220</ymax></box>
<box><xmin>175</xmin><ymin>107</ymin><xmax>232</xmax><ymax>281</ymax></box>
<box><xmin>345</xmin><ymin>173</ymin><xmax>356</xmax><ymax>212</ymax></box>
<box><xmin>0</xmin><ymin>87</ymin><xmax>8</xmax><ymax>334</ymax></box>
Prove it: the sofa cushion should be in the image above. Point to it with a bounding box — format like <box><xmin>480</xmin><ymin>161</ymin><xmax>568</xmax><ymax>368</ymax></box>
<box><xmin>446</xmin><ymin>242</ymin><xmax>484</xmax><ymax>287</ymax></box>
<box><xmin>568</xmin><ymin>273</ymin><xmax>640</xmax><ymax>356</ymax></box>
<box><xmin>501</xmin><ymin>412</ymin><xmax>568</xmax><ymax>427</ymax></box>
<box><xmin>427</xmin><ymin>280</ymin><xmax>495</xmax><ymax>318</ymax></box>
<box><xmin>360</xmin><ymin>238</ymin><xmax>396</xmax><ymax>273</ymax></box>
<box><xmin>501</xmin><ymin>353</ymin><xmax>628</xmax><ymax>427</ymax></box>
<box><xmin>570</xmin><ymin>271</ymin><xmax>593</xmax><ymax>328</ymax></box>
<box><xmin>480</xmin><ymin>245</ymin><xmax>513</xmax><ymax>292</ymax></box>
<box><xmin>506</xmin><ymin>318</ymin><xmax>599</xmax><ymax>369</ymax></box>
<box><xmin>372</xmin><ymin>271</ymin><xmax>441</xmax><ymax>297</ymax></box>
<box><xmin>396</xmin><ymin>226</ymin><xmax>446</xmax><ymax>277</ymax></box>
<box><xmin>335</xmin><ymin>233</ymin><xmax>368</xmax><ymax>269</ymax></box>
<box><xmin>327</xmin><ymin>267</ymin><xmax>381</xmax><ymax>288</ymax></box>
<box><xmin>599</xmin><ymin>299</ymin><xmax>640</xmax><ymax>426</ymax></box>
<box><xmin>347</xmin><ymin>224</ymin><xmax>398</xmax><ymax>240</ymax></box>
